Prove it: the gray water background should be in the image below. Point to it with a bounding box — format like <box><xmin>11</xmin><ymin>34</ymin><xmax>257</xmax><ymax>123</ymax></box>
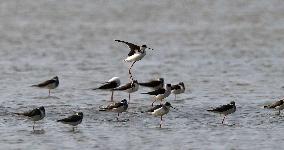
<box><xmin>0</xmin><ymin>0</ymin><xmax>284</xmax><ymax>149</ymax></box>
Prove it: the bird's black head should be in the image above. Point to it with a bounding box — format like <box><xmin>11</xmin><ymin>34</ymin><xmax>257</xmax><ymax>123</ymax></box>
<box><xmin>179</xmin><ymin>82</ymin><xmax>185</xmax><ymax>88</ymax></box>
<box><xmin>53</xmin><ymin>76</ymin><xmax>59</xmax><ymax>80</ymax></box>
<box><xmin>159</xmin><ymin>78</ymin><xmax>164</xmax><ymax>82</ymax></box>
<box><xmin>76</xmin><ymin>112</ymin><xmax>83</xmax><ymax>117</ymax></box>
<box><xmin>121</xmin><ymin>99</ymin><xmax>128</xmax><ymax>104</ymax></box>
<box><xmin>165</xmin><ymin>102</ymin><xmax>173</xmax><ymax>107</ymax></box>
<box><xmin>280</xmin><ymin>100</ymin><xmax>284</xmax><ymax>104</ymax></box>
<box><xmin>39</xmin><ymin>106</ymin><xmax>45</xmax><ymax>113</ymax></box>
<box><xmin>166</xmin><ymin>84</ymin><xmax>171</xmax><ymax>87</ymax></box>
<box><xmin>141</xmin><ymin>45</ymin><xmax>147</xmax><ymax>48</ymax></box>
<box><xmin>230</xmin><ymin>101</ymin><xmax>235</xmax><ymax>105</ymax></box>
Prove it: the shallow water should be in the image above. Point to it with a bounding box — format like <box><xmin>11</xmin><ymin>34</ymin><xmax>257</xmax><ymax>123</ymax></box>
<box><xmin>1</xmin><ymin>0</ymin><xmax>284</xmax><ymax>149</ymax></box>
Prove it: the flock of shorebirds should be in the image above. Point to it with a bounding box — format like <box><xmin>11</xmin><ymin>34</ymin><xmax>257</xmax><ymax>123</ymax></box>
<box><xmin>14</xmin><ymin>40</ymin><xmax>284</xmax><ymax>131</ymax></box>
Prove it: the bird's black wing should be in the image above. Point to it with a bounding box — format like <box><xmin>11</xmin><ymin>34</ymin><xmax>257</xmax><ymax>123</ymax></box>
<box><xmin>207</xmin><ymin>104</ymin><xmax>233</xmax><ymax>112</ymax></box>
<box><xmin>139</xmin><ymin>80</ymin><xmax>161</xmax><ymax>87</ymax></box>
<box><xmin>32</xmin><ymin>79</ymin><xmax>55</xmax><ymax>87</ymax></box>
<box><xmin>142</xmin><ymin>88</ymin><xmax>165</xmax><ymax>95</ymax></box>
<box><xmin>93</xmin><ymin>81</ymin><xmax>118</xmax><ymax>90</ymax></box>
<box><xmin>57</xmin><ymin>115</ymin><xmax>82</xmax><ymax>122</ymax></box>
<box><xmin>20</xmin><ymin>108</ymin><xmax>41</xmax><ymax>117</ymax></box>
<box><xmin>113</xmin><ymin>82</ymin><xmax>132</xmax><ymax>91</ymax></box>
<box><xmin>115</xmin><ymin>40</ymin><xmax>140</xmax><ymax>56</ymax></box>
<box><xmin>264</xmin><ymin>100</ymin><xmax>283</xmax><ymax>108</ymax></box>
<box><xmin>171</xmin><ymin>84</ymin><xmax>181</xmax><ymax>90</ymax></box>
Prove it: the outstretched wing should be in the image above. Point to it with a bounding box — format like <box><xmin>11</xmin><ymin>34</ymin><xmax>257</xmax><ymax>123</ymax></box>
<box><xmin>115</xmin><ymin>40</ymin><xmax>140</xmax><ymax>56</ymax></box>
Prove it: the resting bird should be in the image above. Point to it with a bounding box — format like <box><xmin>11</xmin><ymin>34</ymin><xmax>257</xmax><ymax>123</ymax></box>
<box><xmin>99</xmin><ymin>99</ymin><xmax>128</xmax><ymax>120</ymax></box>
<box><xmin>15</xmin><ymin>106</ymin><xmax>46</xmax><ymax>130</ymax></box>
<box><xmin>171</xmin><ymin>82</ymin><xmax>185</xmax><ymax>100</ymax></box>
<box><xmin>139</xmin><ymin>78</ymin><xmax>164</xmax><ymax>90</ymax></box>
<box><xmin>31</xmin><ymin>76</ymin><xmax>59</xmax><ymax>96</ymax></box>
<box><xmin>142</xmin><ymin>84</ymin><xmax>171</xmax><ymax>106</ymax></box>
<box><xmin>207</xmin><ymin>101</ymin><xmax>236</xmax><ymax>124</ymax></box>
<box><xmin>142</xmin><ymin>102</ymin><xmax>174</xmax><ymax>128</ymax></box>
<box><xmin>264</xmin><ymin>99</ymin><xmax>284</xmax><ymax>115</ymax></box>
<box><xmin>112</xmin><ymin>80</ymin><xmax>139</xmax><ymax>103</ymax></box>
<box><xmin>93</xmin><ymin>77</ymin><xmax>121</xmax><ymax>101</ymax></box>
<box><xmin>57</xmin><ymin>112</ymin><xmax>83</xmax><ymax>131</ymax></box>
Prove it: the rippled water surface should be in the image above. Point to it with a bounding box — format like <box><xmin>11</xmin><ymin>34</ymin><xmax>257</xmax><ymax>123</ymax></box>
<box><xmin>1</xmin><ymin>0</ymin><xmax>284</xmax><ymax>149</ymax></box>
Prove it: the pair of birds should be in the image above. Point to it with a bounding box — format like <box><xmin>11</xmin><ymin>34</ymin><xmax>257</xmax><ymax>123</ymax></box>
<box><xmin>15</xmin><ymin>106</ymin><xmax>83</xmax><ymax>131</ymax></box>
<box><xmin>207</xmin><ymin>98</ymin><xmax>284</xmax><ymax>125</ymax></box>
<box><xmin>99</xmin><ymin>98</ymin><xmax>174</xmax><ymax>127</ymax></box>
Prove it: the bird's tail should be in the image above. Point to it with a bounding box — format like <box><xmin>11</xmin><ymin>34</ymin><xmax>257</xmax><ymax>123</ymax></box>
<box><xmin>263</xmin><ymin>105</ymin><xmax>270</xmax><ymax>109</ymax></box>
<box><xmin>30</xmin><ymin>84</ymin><xmax>39</xmax><ymax>87</ymax></box>
<box><xmin>99</xmin><ymin>105</ymin><xmax>107</xmax><ymax>111</ymax></box>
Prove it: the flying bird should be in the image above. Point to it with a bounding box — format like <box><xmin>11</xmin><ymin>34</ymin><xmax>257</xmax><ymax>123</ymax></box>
<box><xmin>115</xmin><ymin>40</ymin><xmax>154</xmax><ymax>81</ymax></box>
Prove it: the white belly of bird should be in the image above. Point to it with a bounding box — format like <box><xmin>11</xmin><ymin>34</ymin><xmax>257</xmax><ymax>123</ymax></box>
<box><xmin>30</xmin><ymin>115</ymin><xmax>43</xmax><ymax>121</ymax></box>
<box><xmin>152</xmin><ymin>107</ymin><xmax>169</xmax><ymax>117</ymax></box>
<box><xmin>44</xmin><ymin>82</ymin><xmax>57</xmax><ymax>89</ymax></box>
<box><xmin>155</xmin><ymin>94</ymin><xmax>166</xmax><ymax>101</ymax></box>
<box><xmin>112</xmin><ymin>106</ymin><xmax>125</xmax><ymax>113</ymax></box>
<box><xmin>155</xmin><ymin>91</ymin><xmax>170</xmax><ymax>101</ymax></box>
<box><xmin>124</xmin><ymin>53</ymin><xmax>146</xmax><ymax>62</ymax></box>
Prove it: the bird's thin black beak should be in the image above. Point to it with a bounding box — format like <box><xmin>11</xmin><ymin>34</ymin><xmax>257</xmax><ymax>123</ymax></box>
<box><xmin>170</xmin><ymin>106</ymin><xmax>176</xmax><ymax>109</ymax></box>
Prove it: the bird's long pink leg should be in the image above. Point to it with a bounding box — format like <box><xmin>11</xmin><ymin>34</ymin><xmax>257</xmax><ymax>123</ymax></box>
<box><xmin>111</xmin><ymin>91</ymin><xmax>114</xmax><ymax>102</ymax></box>
<box><xmin>128</xmin><ymin>61</ymin><xmax>136</xmax><ymax>82</ymax></box>
<box><xmin>129</xmin><ymin>93</ymin><xmax>131</xmax><ymax>103</ymax></box>
<box><xmin>159</xmin><ymin>116</ymin><xmax>163</xmax><ymax>128</ymax></box>
<box><xmin>152</xmin><ymin>99</ymin><xmax>157</xmax><ymax>106</ymax></box>
<box><xmin>49</xmin><ymin>90</ymin><xmax>50</xmax><ymax>97</ymax></box>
